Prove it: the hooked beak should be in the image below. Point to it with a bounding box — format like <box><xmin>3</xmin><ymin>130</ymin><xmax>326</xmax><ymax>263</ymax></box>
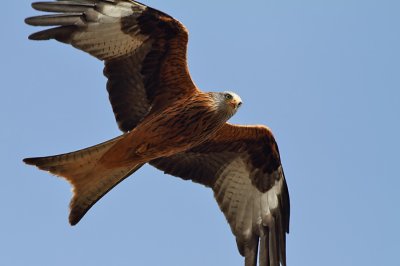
<box><xmin>229</xmin><ymin>100</ymin><xmax>242</xmax><ymax>109</ymax></box>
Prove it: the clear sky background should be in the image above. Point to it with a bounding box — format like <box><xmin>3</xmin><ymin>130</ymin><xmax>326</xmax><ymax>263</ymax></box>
<box><xmin>1</xmin><ymin>1</ymin><xmax>399</xmax><ymax>265</ymax></box>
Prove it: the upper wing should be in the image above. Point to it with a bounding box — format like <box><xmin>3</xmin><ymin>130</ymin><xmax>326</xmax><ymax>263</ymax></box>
<box><xmin>25</xmin><ymin>0</ymin><xmax>198</xmax><ymax>132</ymax></box>
<box><xmin>150</xmin><ymin>123</ymin><xmax>290</xmax><ymax>266</ymax></box>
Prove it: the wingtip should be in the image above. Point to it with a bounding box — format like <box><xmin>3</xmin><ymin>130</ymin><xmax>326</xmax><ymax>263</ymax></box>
<box><xmin>31</xmin><ymin>2</ymin><xmax>47</xmax><ymax>10</ymax></box>
<box><xmin>27</xmin><ymin>31</ymin><xmax>49</xmax><ymax>41</ymax></box>
<box><xmin>31</xmin><ymin>2</ymin><xmax>41</xmax><ymax>11</ymax></box>
<box><xmin>26</xmin><ymin>26</ymin><xmax>76</xmax><ymax>42</ymax></box>
<box><xmin>24</xmin><ymin>16</ymin><xmax>35</xmax><ymax>26</ymax></box>
<box><xmin>28</xmin><ymin>33</ymin><xmax>39</xmax><ymax>41</ymax></box>
<box><xmin>31</xmin><ymin>2</ymin><xmax>38</xmax><ymax>8</ymax></box>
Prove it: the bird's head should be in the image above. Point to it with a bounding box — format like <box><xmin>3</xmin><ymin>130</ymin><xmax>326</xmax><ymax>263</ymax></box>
<box><xmin>222</xmin><ymin>91</ymin><xmax>242</xmax><ymax>110</ymax></box>
<box><xmin>211</xmin><ymin>91</ymin><xmax>242</xmax><ymax>118</ymax></box>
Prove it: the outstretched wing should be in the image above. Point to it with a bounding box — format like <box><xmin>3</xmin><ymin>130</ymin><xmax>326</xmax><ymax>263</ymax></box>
<box><xmin>151</xmin><ymin>123</ymin><xmax>290</xmax><ymax>266</ymax></box>
<box><xmin>25</xmin><ymin>0</ymin><xmax>198</xmax><ymax>131</ymax></box>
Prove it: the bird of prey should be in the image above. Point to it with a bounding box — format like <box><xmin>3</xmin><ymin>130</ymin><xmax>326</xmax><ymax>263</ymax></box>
<box><xmin>24</xmin><ymin>1</ymin><xmax>290</xmax><ymax>265</ymax></box>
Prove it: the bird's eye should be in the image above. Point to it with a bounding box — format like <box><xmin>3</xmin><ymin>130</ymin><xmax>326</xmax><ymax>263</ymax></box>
<box><xmin>224</xmin><ymin>93</ymin><xmax>233</xmax><ymax>100</ymax></box>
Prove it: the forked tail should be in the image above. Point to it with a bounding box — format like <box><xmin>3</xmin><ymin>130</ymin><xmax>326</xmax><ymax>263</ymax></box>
<box><xmin>23</xmin><ymin>135</ymin><xmax>144</xmax><ymax>225</ymax></box>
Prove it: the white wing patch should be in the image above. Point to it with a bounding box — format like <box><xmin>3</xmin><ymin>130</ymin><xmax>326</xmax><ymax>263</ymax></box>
<box><xmin>72</xmin><ymin>21</ymin><xmax>147</xmax><ymax>60</ymax></box>
<box><xmin>215</xmin><ymin>157</ymin><xmax>254</xmax><ymax>239</ymax></box>
<box><xmin>68</xmin><ymin>3</ymin><xmax>148</xmax><ymax>60</ymax></box>
<box><xmin>260</xmin><ymin>166</ymin><xmax>284</xmax><ymax>226</ymax></box>
<box><xmin>214</xmin><ymin>157</ymin><xmax>284</xmax><ymax>242</ymax></box>
<box><xmin>96</xmin><ymin>1</ymin><xmax>144</xmax><ymax>18</ymax></box>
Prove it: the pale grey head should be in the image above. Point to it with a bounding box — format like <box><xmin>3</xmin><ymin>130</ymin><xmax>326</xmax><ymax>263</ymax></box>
<box><xmin>209</xmin><ymin>91</ymin><xmax>243</xmax><ymax>119</ymax></box>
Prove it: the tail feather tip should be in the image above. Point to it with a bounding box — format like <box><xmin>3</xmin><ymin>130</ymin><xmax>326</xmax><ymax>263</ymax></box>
<box><xmin>23</xmin><ymin>157</ymin><xmax>38</xmax><ymax>165</ymax></box>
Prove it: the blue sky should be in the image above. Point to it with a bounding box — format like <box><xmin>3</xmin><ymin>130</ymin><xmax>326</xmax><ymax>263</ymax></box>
<box><xmin>2</xmin><ymin>1</ymin><xmax>399</xmax><ymax>265</ymax></box>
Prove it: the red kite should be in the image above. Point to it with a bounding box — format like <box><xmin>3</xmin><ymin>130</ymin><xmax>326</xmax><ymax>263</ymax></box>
<box><xmin>24</xmin><ymin>1</ymin><xmax>290</xmax><ymax>265</ymax></box>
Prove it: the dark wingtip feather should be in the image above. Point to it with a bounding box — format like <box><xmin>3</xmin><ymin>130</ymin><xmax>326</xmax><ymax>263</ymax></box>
<box><xmin>24</xmin><ymin>16</ymin><xmax>37</xmax><ymax>26</ymax></box>
<box><xmin>28</xmin><ymin>31</ymin><xmax>52</xmax><ymax>41</ymax></box>
<box><xmin>27</xmin><ymin>26</ymin><xmax>76</xmax><ymax>42</ymax></box>
<box><xmin>31</xmin><ymin>1</ymin><xmax>95</xmax><ymax>13</ymax></box>
<box><xmin>31</xmin><ymin>2</ymin><xmax>44</xmax><ymax>11</ymax></box>
<box><xmin>31</xmin><ymin>2</ymin><xmax>40</xmax><ymax>9</ymax></box>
